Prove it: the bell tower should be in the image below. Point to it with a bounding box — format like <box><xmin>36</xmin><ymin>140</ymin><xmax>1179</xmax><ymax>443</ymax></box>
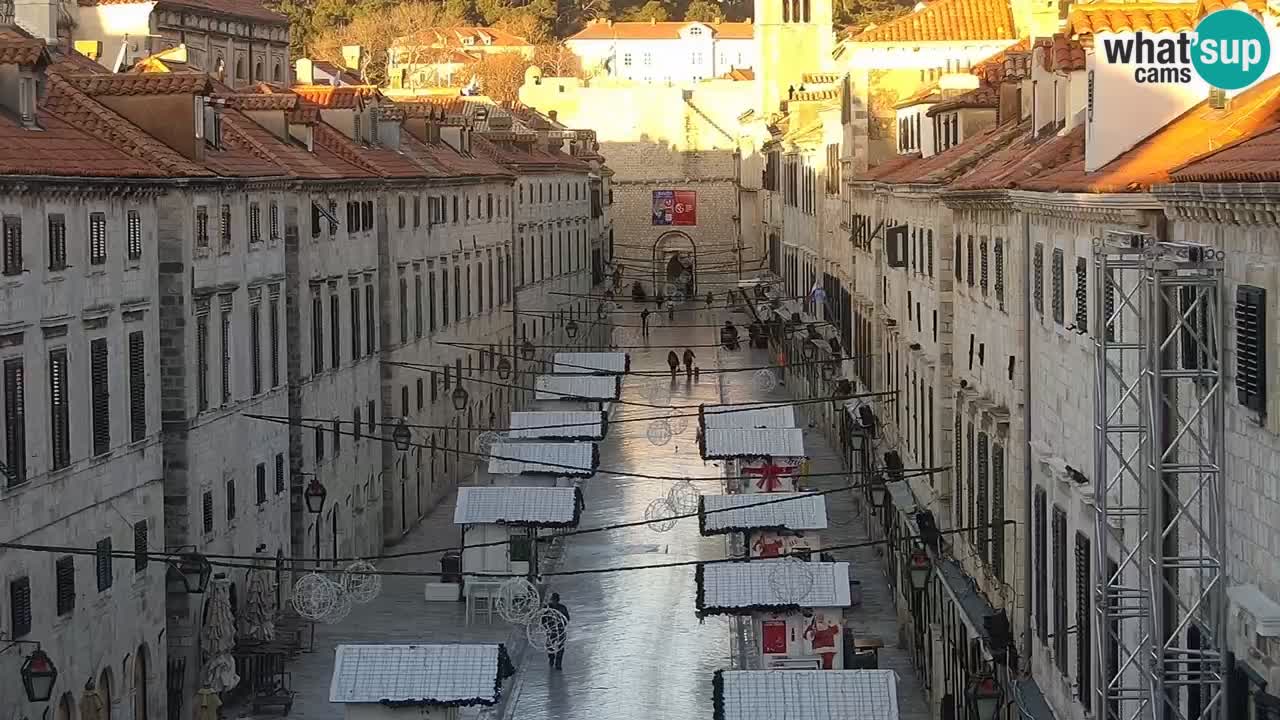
<box><xmin>754</xmin><ymin>0</ymin><xmax>834</xmax><ymax>115</ymax></box>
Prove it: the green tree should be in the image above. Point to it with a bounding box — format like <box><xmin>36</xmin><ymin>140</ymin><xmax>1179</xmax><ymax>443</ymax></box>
<box><xmin>623</xmin><ymin>0</ymin><xmax>671</xmax><ymax>21</ymax></box>
<box><xmin>684</xmin><ymin>0</ymin><xmax>723</xmax><ymax>21</ymax></box>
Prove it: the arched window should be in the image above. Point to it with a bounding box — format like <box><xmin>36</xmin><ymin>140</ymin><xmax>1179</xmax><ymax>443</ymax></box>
<box><xmin>235</xmin><ymin>58</ymin><xmax>245</xmax><ymax>80</ymax></box>
<box><xmin>99</xmin><ymin>667</ymin><xmax>114</xmax><ymax>720</ymax></box>
<box><xmin>57</xmin><ymin>692</ymin><xmax>76</xmax><ymax>720</ymax></box>
<box><xmin>254</xmin><ymin>62</ymin><xmax>262</xmax><ymax>81</ymax></box>
<box><xmin>134</xmin><ymin>645</ymin><xmax>150</xmax><ymax>720</ymax></box>
<box><xmin>783</xmin><ymin>0</ymin><xmax>790</xmax><ymax>22</ymax></box>
<box><xmin>272</xmin><ymin>63</ymin><xmax>282</xmax><ymax>82</ymax></box>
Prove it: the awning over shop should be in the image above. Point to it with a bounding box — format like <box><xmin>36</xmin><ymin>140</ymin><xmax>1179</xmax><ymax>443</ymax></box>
<box><xmin>453</xmin><ymin>486</ymin><xmax>583</xmax><ymax>528</ymax></box>
<box><xmin>534</xmin><ymin>374</ymin><xmax>621</xmax><ymax>401</ymax></box>
<box><xmin>711</xmin><ymin>669</ymin><xmax>900</xmax><ymax>720</ymax></box>
<box><xmin>700</xmin><ymin>403</ymin><xmax>797</xmax><ymax>430</ymax></box>
<box><xmin>507</xmin><ymin>411</ymin><xmax>606</xmax><ymax>441</ymax></box>
<box><xmin>329</xmin><ymin>644</ymin><xmax>511</xmax><ymax>706</ymax></box>
<box><xmin>700</xmin><ymin>428</ymin><xmax>806</xmax><ymax>460</ymax></box>
<box><xmin>552</xmin><ymin>352</ymin><xmax>630</xmax><ymax>375</ymax></box>
<box><xmin>699</xmin><ymin>493</ymin><xmax>828</xmax><ymax>535</ymax></box>
<box><xmin>695</xmin><ymin>561</ymin><xmax>851</xmax><ymax>617</ymax></box>
<box><xmin>487</xmin><ymin>441</ymin><xmax>598</xmax><ymax>477</ymax></box>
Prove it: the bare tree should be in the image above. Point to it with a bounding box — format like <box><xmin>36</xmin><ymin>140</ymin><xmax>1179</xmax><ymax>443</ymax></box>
<box><xmin>532</xmin><ymin>44</ymin><xmax>583</xmax><ymax>78</ymax></box>
<box><xmin>468</xmin><ymin>52</ymin><xmax>533</xmax><ymax>104</ymax></box>
<box><xmin>310</xmin><ymin>1</ymin><xmax>466</xmax><ymax>86</ymax></box>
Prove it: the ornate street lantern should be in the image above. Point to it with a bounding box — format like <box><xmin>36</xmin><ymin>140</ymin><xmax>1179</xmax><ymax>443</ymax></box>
<box><xmin>565</xmin><ymin>319</ymin><xmax>579</xmax><ymax>339</ymax></box>
<box><xmin>603</xmin><ymin>290</ymin><xmax>615</xmax><ymax>302</ymax></box>
<box><xmin>497</xmin><ymin>357</ymin><xmax>513</xmax><ymax>380</ymax></box>
<box><xmin>967</xmin><ymin>674</ymin><xmax>1002</xmax><ymax>720</ymax></box>
<box><xmin>520</xmin><ymin>339</ymin><xmax>535</xmax><ymax>360</ymax></box>
<box><xmin>908</xmin><ymin>548</ymin><xmax>932</xmax><ymax>591</ymax></box>
<box><xmin>489</xmin><ymin>410</ymin><xmax>496</xmax><ymax>428</ymax></box>
<box><xmin>20</xmin><ymin>648</ymin><xmax>57</xmax><ymax>703</ymax></box>
<box><xmin>869</xmin><ymin>478</ymin><xmax>888</xmax><ymax>508</ymax></box>
<box><xmin>392</xmin><ymin>419</ymin><xmax>411</xmax><ymax>452</ymax></box>
<box><xmin>451</xmin><ymin>385</ymin><xmax>469</xmax><ymax>412</ymax></box>
<box><xmin>821</xmin><ymin>362</ymin><xmax>837</xmax><ymax>382</ymax></box>
<box><xmin>304</xmin><ymin>478</ymin><xmax>327</xmax><ymax>515</ymax></box>
<box><xmin>170</xmin><ymin>552</ymin><xmax>213</xmax><ymax>594</ymax></box>
<box><xmin>802</xmin><ymin>341</ymin><xmax>817</xmax><ymax>362</ymax></box>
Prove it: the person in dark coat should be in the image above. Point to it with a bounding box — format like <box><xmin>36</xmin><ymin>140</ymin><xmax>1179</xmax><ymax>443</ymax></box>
<box><xmin>544</xmin><ymin>593</ymin><xmax>570</xmax><ymax>669</ymax></box>
<box><xmin>682</xmin><ymin>348</ymin><xmax>695</xmax><ymax>379</ymax></box>
<box><xmin>667</xmin><ymin>350</ymin><xmax>680</xmax><ymax>378</ymax></box>
<box><xmin>641</xmin><ymin>307</ymin><xmax>652</xmax><ymax>338</ymax></box>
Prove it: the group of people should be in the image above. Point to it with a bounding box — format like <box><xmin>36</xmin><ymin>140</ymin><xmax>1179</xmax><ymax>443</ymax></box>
<box><xmin>666</xmin><ymin>348</ymin><xmax>699</xmax><ymax>379</ymax></box>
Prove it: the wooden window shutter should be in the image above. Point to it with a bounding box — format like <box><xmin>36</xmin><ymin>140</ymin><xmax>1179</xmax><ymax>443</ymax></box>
<box><xmin>133</xmin><ymin>520</ymin><xmax>147</xmax><ymax>572</ymax></box>
<box><xmin>1075</xmin><ymin>532</ymin><xmax>1092</xmax><ymax>702</ymax></box>
<box><xmin>128</xmin><ymin>331</ymin><xmax>146</xmax><ymax>442</ymax></box>
<box><xmin>1235</xmin><ymin>285</ymin><xmax>1266</xmax><ymax>412</ymax></box>
<box><xmin>90</xmin><ymin>338</ymin><xmax>110</xmax><ymax>456</ymax></box>
<box><xmin>55</xmin><ymin>555</ymin><xmax>75</xmax><ymax>616</ymax></box>
<box><xmin>95</xmin><ymin>537</ymin><xmax>112</xmax><ymax>591</ymax></box>
<box><xmin>9</xmin><ymin>576</ymin><xmax>31</xmax><ymax>637</ymax></box>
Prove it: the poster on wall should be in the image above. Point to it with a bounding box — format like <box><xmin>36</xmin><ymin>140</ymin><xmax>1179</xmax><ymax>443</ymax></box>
<box><xmin>652</xmin><ymin>190</ymin><xmax>697</xmax><ymax>226</ymax></box>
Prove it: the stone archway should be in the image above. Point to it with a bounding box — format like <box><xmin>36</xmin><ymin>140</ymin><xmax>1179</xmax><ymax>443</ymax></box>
<box><xmin>652</xmin><ymin>231</ymin><xmax>697</xmax><ymax>298</ymax></box>
<box><xmin>133</xmin><ymin>645</ymin><xmax>149</xmax><ymax>720</ymax></box>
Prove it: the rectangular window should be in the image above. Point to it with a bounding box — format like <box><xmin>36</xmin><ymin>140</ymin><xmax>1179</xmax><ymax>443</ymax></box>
<box><xmin>89</xmin><ymin>212</ymin><xmax>107</xmax><ymax>265</ymax></box>
<box><xmin>226</xmin><ymin>477</ymin><xmax>236</xmax><ymax>521</ymax></box>
<box><xmin>249</xmin><ymin>202</ymin><xmax>261</xmax><ymax>243</ymax></box>
<box><xmin>250</xmin><ymin>299</ymin><xmax>262</xmax><ymax>395</ymax></box>
<box><xmin>350</xmin><ymin>287</ymin><xmax>362</xmax><ymax>359</ymax></box>
<box><xmin>55</xmin><ymin>555</ymin><xmax>74</xmax><ymax>616</ymax></box>
<box><xmin>90</xmin><ymin>338</ymin><xmax>110</xmax><ymax>456</ymax></box>
<box><xmin>365</xmin><ymin>284</ymin><xmax>376</xmax><ymax>355</ymax></box>
<box><xmin>328</xmin><ymin>200</ymin><xmax>337</xmax><ymax>237</ymax></box>
<box><xmin>196</xmin><ymin>205</ymin><xmax>209</xmax><ymax>248</ymax></box>
<box><xmin>966</xmin><ymin>235</ymin><xmax>975</xmax><ymax>287</ymax></box>
<box><xmin>220</xmin><ymin>297</ymin><xmax>232</xmax><ymax>403</ymax></box>
<box><xmin>415</xmin><ymin>273</ymin><xmax>424</xmax><ymax>339</ymax></box>
<box><xmin>256</xmin><ymin>462</ymin><xmax>266</xmax><ymax>505</ymax></box>
<box><xmin>314</xmin><ymin>424</ymin><xmax>324</xmax><ymax>462</ymax></box>
<box><xmin>991</xmin><ymin>442</ymin><xmax>1005</xmax><ymax>580</ymax></box>
<box><xmin>976</xmin><ymin>431</ymin><xmax>989</xmax><ymax>560</ymax></box>
<box><xmin>49</xmin><ymin>348</ymin><xmax>69</xmax><ymax>470</ymax></box>
<box><xmin>398</xmin><ymin>196</ymin><xmax>406</xmax><ymax>228</ymax></box>
<box><xmin>979</xmin><ymin>238</ymin><xmax>989</xmax><ymax>295</ymax></box>
<box><xmin>95</xmin><ymin>537</ymin><xmax>112</xmax><ymax>591</ymax></box>
<box><xmin>274</xmin><ymin>453</ymin><xmax>285</xmax><ymax>494</ymax></box>
<box><xmin>428</xmin><ymin>269</ymin><xmax>437</xmax><ymax>332</ymax></box>
<box><xmin>196</xmin><ymin>306</ymin><xmax>209</xmax><ymax>410</ymax></box>
<box><xmin>9</xmin><ymin>576</ymin><xmax>31</xmax><ymax>637</ymax></box>
<box><xmin>953</xmin><ymin>235</ymin><xmax>962</xmax><ymax>282</ymax></box>
<box><xmin>47</xmin><ymin>214</ymin><xmax>66</xmax><ymax>270</ymax></box>
<box><xmin>1052</xmin><ymin>504</ymin><xmax>1069</xmax><ymax>673</ymax></box>
<box><xmin>133</xmin><ymin>520</ymin><xmax>147</xmax><ymax>572</ymax></box>
<box><xmin>1236</xmin><ymin>285</ymin><xmax>1267</xmax><ymax>412</ymax></box>
<box><xmin>202</xmin><ymin>490</ymin><xmax>213</xmax><ymax>533</ymax></box>
<box><xmin>993</xmin><ymin>239</ymin><xmax>1005</xmax><ymax>307</ymax></box>
<box><xmin>219</xmin><ymin>204</ymin><xmax>231</xmax><ymax>251</ymax></box>
<box><xmin>4</xmin><ymin>358</ymin><xmax>26</xmax><ymax>484</ymax></box>
<box><xmin>1075</xmin><ymin>531</ymin><xmax>1092</xmax><ymax>702</ymax></box>
<box><xmin>332</xmin><ymin>418</ymin><xmax>341</xmax><ymax>456</ymax></box>
<box><xmin>269</xmin><ymin>285</ymin><xmax>281</xmax><ymax>387</ymax></box>
<box><xmin>311</xmin><ymin>292</ymin><xmax>324</xmax><ymax>374</ymax></box>
<box><xmin>399</xmin><ymin>276</ymin><xmax>408</xmax><ymax>343</ymax></box>
<box><xmin>127</xmin><ymin>209</ymin><xmax>142</xmax><ymax>261</ymax></box>
<box><xmin>453</xmin><ymin>267</ymin><xmax>461</xmax><ymax>322</ymax></box>
<box><xmin>413</xmin><ymin>196</ymin><xmax>421</xmax><ymax>227</ymax></box>
<box><xmin>1034</xmin><ymin>487</ymin><xmax>1048</xmax><ymax>643</ymax></box>
<box><xmin>1052</xmin><ymin>248</ymin><xmax>1065</xmax><ymax>325</ymax></box>
<box><xmin>416</xmin><ymin>378</ymin><xmax>424</xmax><ymax>409</ymax></box>
<box><xmin>1075</xmin><ymin>257</ymin><xmax>1088</xmax><ymax>332</ymax></box>
<box><xmin>269</xmin><ymin>202</ymin><xmax>279</xmax><ymax>240</ymax></box>
<box><xmin>366</xmin><ymin>400</ymin><xmax>375</xmax><ymax>433</ymax></box>
<box><xmin>329</xmin><ymin>291</ymin><xmax>340</xmax><ymax>368</ymax></box>
<box><xmin>353</xmin><ymin>406</ymin><xmax>361</xmax><ymax>442</ymax></box>
<box><xmin>1033</xmin><ymin>243</ymin><xmax>1044</xmax><ymax>315</ymax></box>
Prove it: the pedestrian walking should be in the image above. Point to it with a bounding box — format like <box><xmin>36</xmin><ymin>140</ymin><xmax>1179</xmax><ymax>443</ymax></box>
<box><xmin>641</xmin><ymin>307</ymin><xmax>651</xmax><ymax>338</ymax></box>
<box><xmin>693</xmin><ymin>366</ymin><xmax>701</xmax><ymax>382</ymax></box>
<box><xmin>544</xmin><ymin>593</ymin><xmax>571</xmax><ymax>669</ymax></box>
<box><xmin>682</xmin><ymin>348</ymin><xmax>695</xmax><ymax>379</ymax></box>
<box><xmin>667</xmin><ymin>350</ymin><xmax>680</xmax><ymax>378</ymax></box>
<box><xmin>667</xmin><ymin>301</ymin><xmax>675</xmax><ymax>321</ymax></box>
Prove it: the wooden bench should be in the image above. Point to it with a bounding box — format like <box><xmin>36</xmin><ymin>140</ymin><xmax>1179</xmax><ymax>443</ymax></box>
<box><xmin>250</xmin><ymin>671</ymin><xmax>296</xmax><ymax>716</ymax></box>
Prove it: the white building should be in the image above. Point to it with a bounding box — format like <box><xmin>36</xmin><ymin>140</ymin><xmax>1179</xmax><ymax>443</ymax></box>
<box><xmin>566</xmin><ymin>19</ymin><xmax>755</xmax><ymax>84</ymax></box>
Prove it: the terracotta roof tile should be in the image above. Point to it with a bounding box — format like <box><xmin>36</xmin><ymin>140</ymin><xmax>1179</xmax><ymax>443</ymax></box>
<box><xmin>849</xmin><ymin>0</ymin><xmax>1017</xmax><ymax>42</ymax></box>
<box><xmin>0</xmin><ymin>28</ymin><xmax>49</xmax><ymax>66</ymax></box>
<box><xmin>226</xmin><ymin>110</ymin><xmax>372</xmax><ymax>180</ymax></box>
<box><xmin>1068</xmin><ymin>3</ymin><xmax>1198</xmax><ymax>34</ymax></box>
<box><xmin>0</xmin><ymin>107</ymin><xmax>165</xmax><ymax>178</ymax></box>
<box><xmin>948</xmin><ymin>125</ymin><xmax>1084</xmax><ymax>190</ymax></box>
<box><xmin>972</xmin><ymin>38</ymin><xmax>1032</xmax><ymax>83</ymax></box>
<box><xmin>292</xmin><ymin>85</ymin><xmax>381</xmax><ymax>109</ymax></box>
<box><xmin>48</xmin><ymin>47</ymin><xmax>112</xmax><ymax>75</ymax></box>
<box><xmin>866</xmin><ymin>120</ymin><xmax>1029</xmax><ymax>184</ymax></box>
<box><xmin>64</xmin><ymin>71</ymin><xmax>212</xmax><ymax>96</ymax></box>
<box><xmin>1020</xmin><ymin>73</ymin><xmax>1280</xmax><ymax>192</ymax></box>
<box><xmin>927</xmin><ymin>84</ymin><xmax>999</xmax><ymax>116</ymax></box>
<box><xmin>201</xmin><ymin>114</ymin><xmax>289</xmax><ymax>178</ymax></box>
<box><xmin>309</xmin><ymin>121</ymin><xmax>427</xmax><ymax>179</ymax></box>
<box><xmin>802</xmin><ymin>73</ymin><xmax>842</xmax><ymax>84</ymax></box>
<box><xmin>40</xmin><ymin>74</ymin><xmax>211</xmax><ymax>176</ymax></box>
<box><xmin>720</xmin><ymin>68</ymin><xmax>755</xmax><ymax>81</ymax></box>
<box><xmin>79</xmin><ymin>0</ymin><xmax>287</xmax><ymax>24</ymax></box>
<box><xmin>1169</xmin><ymin>123</ymin><xmax>1280</xmax><ymax>182</ymax></box>
<box><xmin>1196</xmin><ymin>0</ymin><xmax>1269</xmax><ymax>16</ymax></box>
<box><xmin>854</xmin><ymin>152</ymin><xmax>923</xmax><ymax>182</ymax></box>
<box><xmin>568</xmin><ymin>20</ymin><xmax>754</xmax><ymax>41</ymax></box>
<box><xmin>217</xmin><ymin>93</ymin><xmax>299</xmax><ymax>111</ymax></box>
<box><xmin>406</xmin><ymin>93</ymin><xmax>469</xmax><ymax>118</ymax></box>
<box><xmin>421</xmin><ymin>133</ymin><xmax>513</xmax><ymax>178</ymax></box>
<box><xmin>895</xmin><ymin>84</ymin><xmax>941</xmax><ymax>109</ymax></box>
<box><xmin>474</xmin><ymin>134</ymin><xmax>588</xmax><ymax>174</ymax></box>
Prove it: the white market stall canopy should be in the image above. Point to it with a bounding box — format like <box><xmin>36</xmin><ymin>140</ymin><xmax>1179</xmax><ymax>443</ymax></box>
<box><xmin>701</xmin><ymin>428</ymin><xmax>806</xmax><ymax>460</ymax></box>
<box><xmin>534</xmin><ymin>374</ymin><xmax>621</xmax><ymax>401</ymax></box>
<box><xmin>454</xmin><ymin>486</ymin><xmax>582</xmax><ymax>528</ymax></box>
<box><xmin>507</xmin><ymin>411</ymin><xmax>606</xmax><ymax>441</ymax></box>
<box><xmin>553</xmin><ymin>352</ymin><xmax>630</xmax><ymax>374</ymax></box>
<box><xmin>712</xmin><ymin>669</ymin><xmax>900</xmax><ymax>720</ymax></box>
<box><xmin>487</xmin><ymin>441</ymin><xmax>598</xmax><ymax>477</ymax></box>
<box><xmin>699</xmin><ymin>493</ymin><xmax>828</xmax><ymax>535</ymax></box>
<box><xmin>700</xmin><ymin>403</ymin><xmax>797</xmax><ymax>430</ymax></box>
<box><xmin>695</xmin><ymin>561</ymin><xmax>851</xmax><ymax>617</ymax></box>
<box><xmin>328</xmin><ymin>643</ymin><xmax>509</xmax><ymax>706</ymax></box>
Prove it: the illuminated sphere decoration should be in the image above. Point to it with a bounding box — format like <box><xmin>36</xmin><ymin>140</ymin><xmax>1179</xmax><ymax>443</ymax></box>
<box><xmin>644</xmin><ymin>497</ymin><xmax>679</xmax><ymax>533</ymax></box>
<box><xmin>496</xmin><ymin>578</ymin><xmax>542</xmax><ymax>624</ymax></box>
<box><xmin>667</xmin><ymin>480</ymin><xmax>701</xmax><ymax>514</ymax></box>
<box><xmin>527</xmin><ymin>608</ymin><xmax>569</xmax><ymax>652</ymax></box>
<box><xmin>647</xmin><ymin>419</ymin><xmax>673</xmax><ymax>447</ymax></box>
<box><xmin>319</xmin><ymin>584</ymin><xmax>353</xmax><ymax>624</ymax></box>
<box><xmin>668</xmin><ymin>411</ymin><xmax>689</xmax><ymax>436</ymax></box>
<box><xmin>768</xmin><ymin>557</ymin><xmax>815</xmax><ymax>604</ymax></box>
<box><xmin>292</xmin><ymin>572</ymin><xmax>340</xmax><ymax>621</ymax></box>
<box><xmin>753</xmin><ymin>368</ymin><xmax>778</xmax><ymax>392</ymax></box>
<box><xmin>476</xmin><ymin>431</ymin><xmax>500</xmax><ymax>456</ymax></box>
<box><xmin>341</xmin><ymin>560</ymin><xmax>381</xmax><ymax>605</ymax></box>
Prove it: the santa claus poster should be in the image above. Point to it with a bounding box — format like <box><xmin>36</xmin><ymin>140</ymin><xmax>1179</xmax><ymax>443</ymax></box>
<box><xmin>754</xmin><ymin>610</ymin><xmax>845</xmax><ymax>669</ymax></box>
<box><xmin>749</xmin><ymin>530</ymin><xmax>822</xmax><ymax>560</ymax></box>
<box><xmin>740</xmin><ymin>457</ymin><xmax>804</xmax><ymax>494</ymax></box>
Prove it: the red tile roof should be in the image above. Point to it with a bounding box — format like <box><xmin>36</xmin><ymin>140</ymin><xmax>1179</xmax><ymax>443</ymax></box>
<box><xmin>926</xmin><ymin>84</ymin><xmax>999</xmax><ymax>116</ymax></box>
<box><xmin>948</xmin><ymin>125</ymin><xmax>1084</xmax><ymax>191</ymax></box>
<box><xmin>0</xmin><ymin>28</ymin><xmax>49</xmax><ymax>66</ymax></box>
<box><xmin>48</xmin><ymin>47</ymin><xmax>113</xmax><ymax>75</ymax></box>
<box><xmin>293</xmin><ymin>85</ymin><xmax>381</xmax><ymax>109</ymax></box>
<box><xmin>394</xmin><ymin>26</ymin><xmax>534</xmax><ymax>49</ymax></box>
<box><xmin>79</xmin><ymin>0</ymin><xmax>287</xmax><ymax>24</ymax></box>
<box><xmin>720</xmin><ymin>68</ymin><xmax>755</xmax><ymax>81</ymax></box>
<box><xmin>202</xmin><ymin>113</ymin><xmax>290</xmax><ymax>178</ymax></box>
<box><xmin>1068</xmin><ymin>3</ymin><xmax>1198</xmax><ymax>34</ymax></box>
<box><xmin>217</xmin><ymin>93</ymin><xmax>299</xmax><ymax>111</ymax></box>
<box><xmin>568</xmin><ymin>20</ymin><xmax>754</xmax><ymax>41</ymax></box>
<box><xmin>1038</xmin><ymin>34</ymin><xmax>1087</xmax><ymax>73</ymax></box>
<box><xmin>864</xmin><ymin>120</ymin><xmax>1029</xmax><ymax>184</ymax></box>
<box><xmin>972</xmin><ymin>38</ymin><xmax>1031</xmax><ymax>84</ymax></box>
<box><xmin>414</xmin><ymin>133</ymin><xmax>514</xmax><ymax>178</ymax></box>
<box><xmin>1196</xmin><ymin>0</ymin><xmax>1269</xmax><ymax>16</ymax></box>
<box><xmin>1169</xmin><ymin>123</ymin><xmax>1280</xmax><ymax>182</ymax></box>
<box><xmin>224</xmin><ymin>109</ymin><xmax>372</xmax><ymax>181</ymax></box>
<box><xmin>0</xmin><ymin>106</ymin><xmax>165</xmax><ymax>178</ymax></box>
<box><xmin>1020</xmin><ymin>73</ymin><xmax>1280</xmax><ymax>192</ymax></box>
<box><xmin>849</xmin><ymin>0</ymin><xmax>1016</xmax><ymax>42</ymax></box>
<box><xmin>63</xmin><ymin>71</ymin><xmax>212</xmax><ymax>96</ymax></box>
<box><xmin>309</xmin><ymin>120</ymin><xmax>427</xmax><ymax>179</ymax></box>
<box><xmin>475</xmin><ymin>135</ymin><xmax>589</xmax><ymax>173</ymax></box>
<box><xmin>895</xmin><ymin>84</ymin><xmax>941</xmax><ymax>109</ymax></box>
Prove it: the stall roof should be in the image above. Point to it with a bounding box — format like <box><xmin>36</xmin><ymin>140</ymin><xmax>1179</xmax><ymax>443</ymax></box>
<box><xmin>507</xmin><ymin>411</ymin><xmax>606</xmax><ymax>440</ymax></box>
<box><xmin>552</xmin><ymin>352</ymin><xmax>630</xmax><ymax>374</ymax></box>
<box><xmin>700</xmin><ymin>403</ymin><xmax>797</xmax><ymax>430</ymax></box>
<box><xmin>712</xmin><ymin>669</ymin><xmax>900</xmax><ymax>720</ymax></box>
<box><xmin>701</xmin><ymin>428</ymin><xmax>806</xmax><ymax>460</ymax></box>
<box><xmin>695</xmin><ymin>561</ymin><xmax>851</xmax><ymax>616</ymax></box>
<box><xmin>534</xmin><ymin>374</ymin><xmax>621</xmax><ymax>401</ymax></box>
<box><xmin>453</xmin><ymin>486</ymin><xmax>582</xmax><ymax>527</ymax></box>
<box><xmin>328</xmin><ymin>643</ymin><xmax>508</xmax><ymax>706</ymax></box>
<box><xmin>699</xmin><ymin>493</ymin><xmax>828</xmax><ymax>535</ymax></box>
<box><xmin>487</xmin><ymin>441</ymin><xmax>598</xmax><ymax>477</ymax></box>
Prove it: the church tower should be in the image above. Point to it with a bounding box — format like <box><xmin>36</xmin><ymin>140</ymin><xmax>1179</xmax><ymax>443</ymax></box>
<box><xmin>754</xmin><ymin>0</ymin><xmax>835</xmax><ymax>116</ymax></box>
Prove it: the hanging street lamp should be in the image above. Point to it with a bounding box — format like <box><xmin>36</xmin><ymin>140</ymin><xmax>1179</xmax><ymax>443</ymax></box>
<box><xmin>821</xmin><ymin>361</ymin><xmax>837</xmax><ymax>382</ymax></box>
<box><xmin>603</xmin><ymin>290</ymin><xmax>615</xmax><ymax>302</ymax></box>
<box><xmin>566</xmin><ymin>319</ymin><xmax>579</xmax><ymax>339</ymax></box>
<box><xmin>452</xmin><ymin>384</ymin><xmax>469</xmax><ymax>412</ymax></box>
<box><xmin>168</xmin><ymin>552</ymin><xmax>213</xmax><ymax>594</ymax></box>
<box><xmin>908</xmin><ymin>547</ymin><xmax>932</xmax><ymax>591</ymax></box>
<box><xmin>967</xmin><ymin>674</ymin><xmax>1003</xmax><ymax>720</ymax></box>
<box><xmin>520</xmin><ymin>339</ymin><xmax>535</xmax><ymax>360</ymax></box>
<box><xmin>304</xmin><ymin>478</ymin><xmax>328</xmax><ymax>515</ymax></box>
<box><xmin>497</xmin><ymin>356</ymin><xmax>513</xmax><ymax>380</ymax></box>
<box><xmin>869</xmin><ymin>475</ymin><xmax>888</xmax><ymax>508</ymax></box>
<box><xmin>19</xmin><ymin>648</ymin><xmax>57</xmax><ymax>703</ymax></box>
<box><xmin>392</xmin><ymin>419</ymin><xmax>411</xmax><ymax>452</ymax></box>
<box><xmin>802</xmin><ymin>341</ymin><xmax>817</xmax><ymax>362</ymax></box>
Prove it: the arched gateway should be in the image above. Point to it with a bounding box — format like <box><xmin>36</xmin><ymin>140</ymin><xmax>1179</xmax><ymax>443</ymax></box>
<box><xmin>652</xmin><ymin>231</ymin><xmax>697</xmax><ymax>298</ymax></box>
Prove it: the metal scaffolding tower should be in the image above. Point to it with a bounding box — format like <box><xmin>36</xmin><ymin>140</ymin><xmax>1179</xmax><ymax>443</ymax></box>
<box><xmin>1093</xmin><ymin>231</ymin><xmax>1227</xmax><ymax>720</ymax></box>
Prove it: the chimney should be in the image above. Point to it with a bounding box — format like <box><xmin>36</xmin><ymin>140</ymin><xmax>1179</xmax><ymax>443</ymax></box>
<box><xmin>650</xmin><ymin>17</ymin><xmax>656</xmax><ymax>24</ymax></box>
<box><xmin>340</xmin><ymin>45</ymin><xmax>363</xmax><ymax>74</ymax></box>
<box><xmin>14</xmin><ymin>0</ymin><xmax>58</xmax><ymax>43</ymax></box>
<box><xmin>295</xmin><ymin>58</ymin><xmax>314</xmax><ymax>85</ymax></box>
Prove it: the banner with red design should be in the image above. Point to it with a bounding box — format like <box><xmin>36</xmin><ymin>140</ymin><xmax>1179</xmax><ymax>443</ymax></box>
<box><xmin>740</xmin><ymin>457</ymin><xmax>803</xmax><ymax>494</ymax></box>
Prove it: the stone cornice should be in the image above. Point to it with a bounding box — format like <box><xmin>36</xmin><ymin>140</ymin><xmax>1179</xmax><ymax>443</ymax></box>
<box><xmin>1152</xmin><ymin>182</ymin><xmax>1280</xmax><ymax>227</ymax></box>
<box><xmin>1007</xmin><ymin>190</ymin><xmax>1160</xmax><ymax>224</ymax></box>
<box><xmin>0</xmin><ymin>177</ymin><xmax>169</xmax><ymax>198</ymax></box>
<box><xmin>942</xmin><ymin>189</ymin><xmax>1015</xmax><ymax>211</ymax></box>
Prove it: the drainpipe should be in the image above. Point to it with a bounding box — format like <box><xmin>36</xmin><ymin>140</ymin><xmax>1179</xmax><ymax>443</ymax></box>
<box><xmin>1020</xmin><ymin>210</ymin><xmax>1034</xmax><ymax>660</ymax></box>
